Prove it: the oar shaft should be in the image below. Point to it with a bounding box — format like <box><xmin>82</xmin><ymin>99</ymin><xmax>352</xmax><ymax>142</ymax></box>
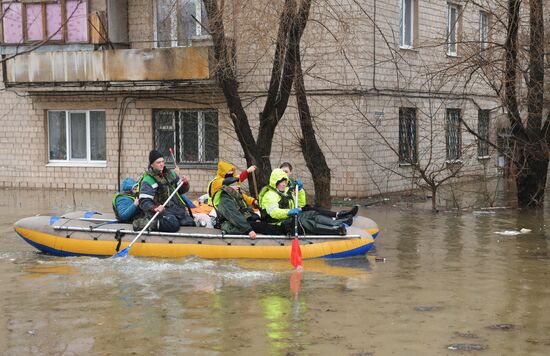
<box><xmin>123</xmin><ymin>180</ymin><xmax>184</xmax><ymax>252</ymax></box>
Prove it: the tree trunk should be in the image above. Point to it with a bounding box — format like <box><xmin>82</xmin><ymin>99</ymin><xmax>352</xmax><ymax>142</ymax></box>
<box><xmin>294</xmin><ymin>43</ymin><xmax>331</xmax><ymax>208</ymax></box>
<box><xmin>203</xmin><ymin>0</ymin><xmax>312</xmax><ymax>191</ymax></box>
<box><xmin>431</xmin><ymin>185</ymin><xmax>437</xmax><ymax>212</ymax></box>
<box><xmin>516</xmin><ymin>147</ymin><xmax>549</xmax><ymax>207</ymax></box>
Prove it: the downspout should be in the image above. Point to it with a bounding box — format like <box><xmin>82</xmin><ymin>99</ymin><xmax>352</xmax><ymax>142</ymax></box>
<box><xmin>372</xmin><ymin>0</ymin><xmax>377</xmax><ymax>91</ymax></box>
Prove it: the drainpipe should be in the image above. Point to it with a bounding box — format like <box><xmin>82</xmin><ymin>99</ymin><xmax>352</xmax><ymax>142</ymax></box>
<box><xmin>372</xmin><ymin>0</ymin><xmax>377</xmax><ymax>91</ymax></box>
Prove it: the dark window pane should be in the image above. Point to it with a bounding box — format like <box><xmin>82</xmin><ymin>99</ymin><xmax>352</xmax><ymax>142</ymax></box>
<box><xmin>446</xmin><ymin>109</ymin><xmax>461</xmax><ymax>160</ymax></box>
<box><xmin>156</xmin><ymin>0</ymin><xmax>173</xmax><ymax>47</ymax></box>
<box><xmin>70</xmin><ymin>112</ymin><xmax>87</xmax><ymax>159</ymax></box>
<box><xmin>48</xmin><ymin>111</ymin><xmax>66</xmax><ymax>160</ymax></box>
<box><xmin>204</xmin><ymin>111</ymin><xmax>218</xmax><ymax>162</ymax></box>
<box><xmin>177</xmin><ymin>0</ymin><xmax>195</xmax><ymax>46</ymax></box>
<box><xmin>399</xmin><ymin>107</ymin><xmax>416</xmax><ymax>163</ymax></box>
<box><xmin>478</xmin><ymin>110</ymin><xmax>490</xmax><ymax>156</ymax></box>
<box><xmin>154</xmin><ymin>110</ymin><xmax>176</xmax><ymax>163</ymax></box>
<box><xmin>181</xmin><ymin>111</ymin><xmax>198</xmax><ymax>162</ymax></box>
<box><xmin>90</xmin><ymin>111</ymin><xmax>106</xmax><ymax>160</ymax></box>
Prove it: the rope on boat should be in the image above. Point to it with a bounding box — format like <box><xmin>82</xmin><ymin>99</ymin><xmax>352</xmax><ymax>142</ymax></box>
<box><xmin>52</xmin><ymin>226</ymin><xmax>361</xmax><ymax>240</ymax></box>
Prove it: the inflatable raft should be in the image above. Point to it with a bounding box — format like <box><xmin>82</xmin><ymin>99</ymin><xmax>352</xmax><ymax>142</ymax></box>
<box><xmin>14</xmin><ymin>211</ymin><xmax>379</xmax><ymax>259</ymax></box>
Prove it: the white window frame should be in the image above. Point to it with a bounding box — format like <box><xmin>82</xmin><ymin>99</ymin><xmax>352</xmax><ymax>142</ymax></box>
<box><xmin>447</xmin><ymin>3</ymin><xmax>459</xmax><ymax>56</ymax></box>
<box><xmin>47</xmin><ymin>110</ymin><xmax>106</xmax><ymax>167</ymax></box>
<box><xmin>399</xmin><ymin>0</ymin><xmax>414</xmax><ymax>49</ymax></box>
<box><xmin>153</xmin><ymin>0</ymin><xmax>207</xmax><ymax>48</ymax></box>
<box><xmin>479</xmin><ymin>11</ymin><xmax>488</xmax><ymax>51</ymax></box>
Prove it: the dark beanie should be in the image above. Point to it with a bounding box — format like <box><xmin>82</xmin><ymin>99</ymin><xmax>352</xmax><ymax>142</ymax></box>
<box><xmin>148</xmin><ymin>150</ymin><xmax>164</xmax><ymax>165</ymax></box>
<box><xmin>222</xmin><ymin>177</ymin><xmax>239</xmax><ymax>186</ymax></box>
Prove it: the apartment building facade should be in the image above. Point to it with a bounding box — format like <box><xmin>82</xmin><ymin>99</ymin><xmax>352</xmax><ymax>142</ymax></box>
<box><xmin>0</xmin><ymin>0</ymin><xmax>504</xmax><ymax>198</ymax></box>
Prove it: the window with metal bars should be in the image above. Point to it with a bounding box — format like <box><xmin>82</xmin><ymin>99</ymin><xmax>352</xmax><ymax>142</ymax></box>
<box><xmin>446</xmin><ymin>109</ymin><xmax>461</xmax><ymax>161</ymax></box>
<box><xmin>153</xmin><ymin>109</ymin><xmax>218</xmax><ymax>165</ymax></box>
<box><xmin>399</xmin><ymin>107</ymin><xmax>417</xmax><ymax>164</ymax></box>
<box><xmin>477</xmin><ymin>109</ymin><xmax>490</xmax><ymax>157</ymax></box>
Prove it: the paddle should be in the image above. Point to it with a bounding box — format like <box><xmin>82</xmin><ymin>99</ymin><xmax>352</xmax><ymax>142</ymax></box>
<box><xmin>290</xmin><ymin>184</ymin><xmax>303</xmax><ymax>270</ymax></box>
<box><xmin>251</xmin><ymin>170</ymin><xmax>259</xmax><ymax>199</ymax></box>
<box><xmin>113</xmin><ymin>180</ymin><xmax>184</xmax><ymax>258</ymax></box>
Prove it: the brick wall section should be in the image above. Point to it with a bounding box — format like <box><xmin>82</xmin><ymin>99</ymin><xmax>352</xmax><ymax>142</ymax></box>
<box><xmin>0</xmin><ymin>0</ymin><xmax>513</xmax><ymax>199</ymax></box>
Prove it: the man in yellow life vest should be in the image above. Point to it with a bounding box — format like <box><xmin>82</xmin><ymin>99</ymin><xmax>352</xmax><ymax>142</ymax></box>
<box><xmin>258</xmin><ymin>169</ymin><xmax>349</xmax><ymax>236</ymax></box>
<box><xmin>207</xmin><ymin>160</ymin><xmax>257</xmax><ymax>207</ymax></box>
<box><xmin>279</xmin><ymin>162</ymin><xmax>358</xmax><ymax>221</ymax></box>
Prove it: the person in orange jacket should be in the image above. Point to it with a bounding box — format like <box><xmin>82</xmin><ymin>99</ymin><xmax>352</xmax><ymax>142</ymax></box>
<box><xmin>207</xmin><ymin>160</ymin><xmax>257</xmax><ymax>207</ymax></box>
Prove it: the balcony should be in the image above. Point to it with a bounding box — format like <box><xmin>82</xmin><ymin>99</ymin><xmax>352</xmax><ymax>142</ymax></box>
<box><xmin>2</xmin><ymin>45</ymin><xmax>213</xmax><ymax>89</ymax></box>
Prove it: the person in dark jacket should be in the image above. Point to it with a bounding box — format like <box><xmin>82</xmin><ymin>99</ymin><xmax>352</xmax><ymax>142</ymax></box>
<box><xmin>135</xmin><ymin>150</ymin><xmax>195</xmax><ymax>232</ymax></box>
<box><xmin>112</xmin><ymin>177</ymin><xmax>141</xmax><ymax>223</ymax></box>
<box><xmin>214</xmin><ymin>177</ymin><xmax>282</xmax><ymax>239</ymax></box>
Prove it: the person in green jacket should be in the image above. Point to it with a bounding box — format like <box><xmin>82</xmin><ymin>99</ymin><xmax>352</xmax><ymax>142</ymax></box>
<box><xmin>279</xmin><ymin>162</ymin><xmax>358</xmax><ymax>220</ymax></box>
<box><xmin>258</xmin><ymin>168</ymin><xmax>349</xmax><ymax>235</ymax></box>
<box><xmin>214</xmin><ymin>177</ymin><xmax>282</xmax><ymax>239</ymax></box>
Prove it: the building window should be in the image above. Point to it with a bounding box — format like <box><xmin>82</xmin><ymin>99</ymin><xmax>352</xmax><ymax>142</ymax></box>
<box><xmin>155</xmin><ymin>0</ymin><xmax>208</xmax><ymax>48</ymax></box>
<box><xmin>48</xmin><ymin>111</ymin><xmax>106</xmax><ymax>163</ymax></box>
<box><xmin>399</xmin><ymin>107</ymin><xmax>417</xmax><ymax>163</ymax></box>
<box><xmin>478</xmin><ymin>109</ymin><xmax>490</xmax><ymax>157</ymax></box>
<box><xmin>447</xmin><ymin>3</ymin><xmax>460</xmax><ymax>56</ymax></box>
<box><xmin>400</xmin><ymin>0</ymin><xmax>414</xmax><ymax>48</ymax></box>
<box><xmin>153</xmin><ymin>109</ymin><xmax>218</xmax><ymax>164</ymax></box>
<box><xmin>446</xmin><ymin>109</ymin><xmax>461</xmax><ymax>161</ymax></box>
<box><xmin>1</xmin><ymin>1</ymin><xmax>88</xmax><ymax>44</ymax></box>
<box><xmin>479</xmin><ymin>11</ymin><xmax>488</xmax><ymax>51</ymax></box>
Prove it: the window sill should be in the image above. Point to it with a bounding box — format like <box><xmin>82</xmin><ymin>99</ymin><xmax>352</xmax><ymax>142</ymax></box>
<box><xmin>477</xmin><ymin>156</ymin><xmax>491</xmax><ymax>161</ymax></box>
<box><xmin>399</xmin><ymin>46</ymin><xmax>418</xmax><ymax>53</ymax></box>
<box><xmin>446</xmin><ymin>53</ymin><xmax>459</xmax><ymax>58</ymax></box>
<box><xmin>445</xmin><ymin>159</ymin><xmax>463</xmax><ymax>164</ymax></box>
<box><xmin>47</xmin><ymin>161</ymin><xmax>107</xmax><ymax>168</ymax></box>
<box><xmin>398</xmin><ymin>162</ymin><xmax>418</xmax><ymax>167</ymax></box>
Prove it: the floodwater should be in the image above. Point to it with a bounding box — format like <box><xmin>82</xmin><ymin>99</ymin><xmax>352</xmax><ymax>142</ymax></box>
<box><xmin>1</xmin><ymin>188</ymin><xmax>550</xmax><ymax>355</ymax></box>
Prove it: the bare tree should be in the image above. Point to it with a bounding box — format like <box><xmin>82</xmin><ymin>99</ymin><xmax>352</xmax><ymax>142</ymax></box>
<box><xmin>202</xmin><ymin>0</ymin><xmax>313</xmax><ymax>190</ymax></box>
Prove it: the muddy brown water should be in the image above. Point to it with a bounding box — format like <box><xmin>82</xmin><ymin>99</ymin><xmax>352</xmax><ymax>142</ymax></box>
<box><xmin>1</xmin><ymin>188</ymin><xmax>550</xmax><ymax>355</ymax></box>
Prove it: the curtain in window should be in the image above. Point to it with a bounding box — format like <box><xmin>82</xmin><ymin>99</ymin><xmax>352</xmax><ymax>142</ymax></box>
<box><xmin>70</xmin><ymin>113</ymin><xmax>87</xmax><ymax>159</ymax></box>
<box><xmin>48</xmin><ymin>111</ymin><xmax>67</xmax><ymax>160</ymax></box>
<box><xmin>90</xmin><ymin>111</ymin><xmax>106</xmax><ymax>161</ymax></box>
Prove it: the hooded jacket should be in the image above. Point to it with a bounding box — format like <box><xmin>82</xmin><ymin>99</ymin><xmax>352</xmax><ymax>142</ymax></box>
<box><xmin>113</xmin><ymin>177</ymin><xmax>139</xmax><ymax>222</ymax></box>
<box><xmin>258</xmin><ymin>169</ymin><xmax>303</xmax><ymax>225</ymax></box>
<box><xmin>207</xmin><ymin>160</ymin><xmax>255</xmax><ymax>206</ymax></box>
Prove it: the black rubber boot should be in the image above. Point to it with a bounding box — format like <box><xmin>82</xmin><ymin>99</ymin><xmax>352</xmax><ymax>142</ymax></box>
<box><xmin>336</xmin><ymin>205</ymin><xmax>359</xmax><ymax>219</ymax></box>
